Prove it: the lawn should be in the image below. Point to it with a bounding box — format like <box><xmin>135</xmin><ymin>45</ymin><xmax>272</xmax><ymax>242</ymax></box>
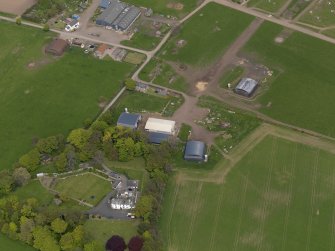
<box><xmin>121</xmin><ymin>32</ymin><xmax>161</xmax><ymax>51</ymax></box>
<box><xmin>0</xmin><ymin>21</ymin><xmax>134</xmax><ymax>169</ymax></box>
<box><xmin>322</xmin><ymin>27</ymin><xmax>335</xmax><ymax>38</ymax></box>
<box><xmin>84</xmin><ymin>219</ymin><xmax>138</xmax><ymax>251</ymax></box>
<box><xmin>125</xmin><ymin>0</ymin><xmax>199</xmax><ymax>18</ymax></box>
<box><xmin>219</xmin><ymin>66</ymin><xmax>244</xmax><ymax>88</ymax></box>
<box><xmin>247</xmin><ymin>0</ymin><xmax>289</xmax><ymax>13</ymax></box>
<box><xmin>178</xmin><ymin>123</ymin><xmax>192</xmax><ymax>141</ymax></box>
<box><xmin>159</xmin><ymin>3</ymin><xmax>254</xmax><ymax>66</ymax></box>
<box><xmin>160</xmin><ymin>135</ymin><xmax>335</xmax><ymax>250</ymax></box>
<box><xmin>241</xmin><ymin>21</ymin><xmax>335</xmax><ymax>137</ymax></box>
<box><xmin>54</xmin><ymin>173</ymin><xmax>111</xmax><ymax>205</ymax></box>
<box><xmin>123</xmin><ymin>52</ymin><xmax>146</xmax><ymax>65</ymax></box>
<box><xmin>299</xmin><ymin>0</ymin><xmax>335</xmax><ymax>27</ymax></box>
<box><xmin>0</xmin><ymin>234</ymin><xmax>36</xmax><ymax>251</ymax></box>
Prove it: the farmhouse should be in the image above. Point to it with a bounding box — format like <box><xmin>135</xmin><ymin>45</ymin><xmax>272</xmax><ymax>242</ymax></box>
<box><xmin>234</xmin><ymin>78</ymin><xmax>258</xmax><ymax>97</ymax></box>
<box><xmin>96</xmin><ymin>0</ymin><xmax>141</xmax><ymax>32</ymax></box>
<box><xmin>148</xmin><ymin>132</ymin><xmax>170</xmax><ymax>144</ymax></box>
<box><xmin>184</xmin><ymin>141</ymin><xmax>207</xmax><ymax>161</ymax></box>
<box><xmin>145</xmin><ymin>118</ymin><xmax>176</xmax><ymax>135</ymax></box>
<box><xmin>117</xmin><ymin>112</ymin><xmax>141</xmax><ymax>129</ymax></box>
<box><xmin>45</xmin><ymin>38</ymin><xmax>68</xmax><ymax>56</ymax></box>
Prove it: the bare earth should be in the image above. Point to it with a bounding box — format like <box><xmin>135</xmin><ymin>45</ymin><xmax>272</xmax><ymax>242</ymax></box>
<box><xmin>0</xmin><ymin>0</ymin><xmax>36</xmax><ymax>15</ymax></box>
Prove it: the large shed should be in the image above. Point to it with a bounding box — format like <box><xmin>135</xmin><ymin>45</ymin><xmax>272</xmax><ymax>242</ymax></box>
<box><xmin>45</xmin><ymin>38</ymin><xmax>68</xmax><ymax>56</ymax></box>
<box><xmin>184</xmin><ymin>141</ymin><xmax>206</xmax><ymax>161</ymax></box>
<box><xmin>234</xmin><ymin>78</ymin><xmax>258</xmax><ymax>97</ymax></box>
<box><xmin>145</xmin><ymin>118</ymin><xmax>176</xmax><ymax>135</ymax></box>
<box><xmin>148</xmin><ymin>132</ymin><xmax>170</xmax><ymax>144</ymax></box>
<box><xmin>96</xmin><ymin>0</ymin><xmax>126</xmax><ymax>26</ymax></box>
<box><xmin>112</xmin><ymin>6</ymin><xmax>141</xmax><ymax>31</ymax></box>
<box><xmin>117</xmin><ymin>112</ymin><xmax>141</xmax><ymax>129</ymax></box>
<box><xmin>99</xmin><ymin>0</ymin><xmax>110</xmax><ymax>9</ymax></box>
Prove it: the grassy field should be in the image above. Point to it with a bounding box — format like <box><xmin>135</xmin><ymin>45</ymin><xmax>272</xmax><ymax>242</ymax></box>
<box><xmin>178</xmin><ymin>123</ymin><xmax>192</xmax><ymax>141</ymax></box>
<box><xmin>123</xmin><ymin>52</ymin><xmax>146</xmax><ymax>65</ymax></box>
<box><xmin>160</xmin><ymin>135</ymin><xmax>335</xmax><ymax>250</ymax></box>
<box><xmin>159</xmin><ymin>3</ymin><xmax>254</xmax><ymax>66</ymax></box>
<box><xmin>219</xmin><ymin>66</ymin><xmax>244</xmax><ymax>88</ymax></box>
<box><xmin>299</xmin><ymin>0</ymin><xmax>335</xmax><ymax>27</ymax></box>
<box><xmin>0</xmin><ymin>234</ymin><xmax>36</xmax><ymax>251</ymax></box>
<box><xmin>241</xmin><ymin>21</ymin><xmax>335</xmax><ymax>137</ymax></box>
<box><xmin>54</xmin><ymin>173</ymin><xmax>111</xmax><ymax>205</ymax></box>
<box><xmin>0</xmin><ymin>21</ymin><xmax>134</xmax><ymax>169</ymax></box>
<box><xmin>121</xmin><ymin>32</ymin><xmax>161</xmax><ymax>51</ymax></box>
<box><xmin>13</xmin><ymin>180</ymin><xmax>54</xmax><ymax>205</ymax></box>
<box><xmin>125</xmin><ymin>0</ymin><xmax>199</xmax><ymax>18</ymax></box>
<box><xmin>247</xmin><ymin>0</ymin><xmax>289</xmax><ymax>13</ymax></box>
<box><xmin>84</xmin><ymin>219</ymin><xmax>138</xmax><ymax>251</ymax></box>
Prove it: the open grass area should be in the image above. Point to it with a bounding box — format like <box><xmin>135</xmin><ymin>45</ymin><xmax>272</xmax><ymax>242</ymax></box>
<box><xmin>219</xmin><ymin>66</ymin><xmax>244</xmax><ymax>88</ymax></box>
<box><xmin>322</xmin><ymin>27</ymin><xmax>335</xmax><ymax>38</ymax></box>
<box><xmin>241</xmin><ymin>21</ymin><xmax>335</xmax><ymax>137</ymax></box>
<box><xmin>299</xmin><ymin>0</ymin><xmax>335</xmax><ymax>27</ymax></box>
<box><xmin>0</xmin><ymin>234</ymin><xmax>36</xmax><ymax>251</ymax></box>
<box><xmin>123</xmin><ymin>52</ymin><xmax>146</xmax><ymax>65</ymax></box>
<box><xmin>54</xmin><ymin>173</ymin><xmax>111</xmax><ymax>205</ymax></box>
<box><xmin>125</xmin><ymin>0</ymin><xmax>199</xmax><ymax>18</ymax></box>
<box><xmin>13</xmin><ymin>180</ymin><xmax>54</xmax><ymax>205</ymax></box>
<box><xmin>159</xmin><ymin>3</ymin><xmax>254</xmax><ymax>66</ymax></box>
<box><xmin>178</xmin><ymin>123</ymin><xmax>192</xmax><ymax>141</ymax></box>
<box><xmin>247</xmin><ymin>0</ymin><xmax>289</xmax><ymax>13</ymax></box>
<box><xmin>121</xmin><ymin>32</ymin><xmax>161</xmax><ymax>51</ymax></box>
<box><xmin>0</xmin><ymin>21</ymin><xmax>134</xmax><ymax>169</ymax></box>
<box><xmin>84</xmin><ymin>219</ymin><xmax>138</xmax><ymax>251</ymax></box>
<box><xmin>160</xmin><ymin>135</ymin><xmax>335</xmax><ymax>250</ymax></box>
<box><xmin>281</xmin><ymin>0</ymin><xmax>312</xmax><ymax>19</ymax></box>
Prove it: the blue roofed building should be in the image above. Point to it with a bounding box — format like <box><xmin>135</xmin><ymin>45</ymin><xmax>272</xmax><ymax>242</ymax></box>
<box><xmin>148</xmin><ymin>132</ymin><xmax>170</xmax><ymax>144</ymax></box>
<box><xmin>234</xmin><ymin>78</ymin><xmax>258</xmax><ymax>97</ymax></box>
<box><xmin>184</xmin><ymin>141</ymin><xmax>207</xmax><ymax>161</ymax></box>
<box><xmin>117</xmin><ymin>112</ymin><xmax>141</xmax><ymax>129</ymax></box>
<box><xmin>100</xmin><ymin>0</ymin><xmax>111</xmax><ymax>9</ymax></box>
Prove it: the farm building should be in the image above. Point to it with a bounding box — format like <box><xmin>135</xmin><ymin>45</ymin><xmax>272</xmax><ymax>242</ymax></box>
<box><xmin>184</xmin><ymin>141</ymin><xmax>207</xmax><ymax>161</ymax></box>
<box><xmin>145</xmin><ymin>118</ymin><xmax>176</xmax><ymax>135</ymax></box>
<box><xmin>234</xmin><ymin>78</ymin><xmax>258</xmax><ymax>97</ymax></box>
<box><xmin>45</xmin><ymin>38</ymin><xmax>68</xmax><ymax>56</ymax></box>
<box><xmin>99</xmin><ymin>0</ymin><xmax>111</xmax><ymax>9</ymax></box>
<box><xmin>117</xmin><ymin>112</ymin><xmax>141</xmax><ymax>129</ymax></box>
<box><xmin>65</xmin><ymin>20</ymin><xmax>79</xmax><ymax>32</ymax></box>
<box><xmin>96</xmin><ymin>0</ymin><xmax>140</xmax><ymax>32</ymax></box>
<box><xmin>111</xmin><ymin>47</ymin><xmax>127</xmax><ymax>61</ymax></box>
<box><xmin>148</xmin><ymin>132</ymin><xmax>170</xmax><ymax>144</ymax></box>
<box><xmin>94</xmin><ymin>43</ymin><xmax>109</xmax><ymax>58</ymax></box>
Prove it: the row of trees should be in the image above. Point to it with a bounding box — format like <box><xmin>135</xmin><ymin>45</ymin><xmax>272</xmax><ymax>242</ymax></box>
<box><xmin>105</xmin><ymin>235</ymin><xmax>143</xmax><ymax>251</ymax></box>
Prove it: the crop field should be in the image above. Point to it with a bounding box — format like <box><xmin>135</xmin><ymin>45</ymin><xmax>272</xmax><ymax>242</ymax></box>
<box><xmin>159</xmin><ymin>3</ymin><xmax>254</xmax><ymax>66</ymax></box>
<box><xmin>54</xmin><ymin>173</ymin><xmax>111</xmax><ymax>206</ymax></box>
<box><xmin>247</xmin><ymin>0</ymin><xmax>289</xmax><ymax>13</ymax></box>
<box><xmin>0</xmin><ymin>21</ymin><xmax>134</xmax><ymax>169</ymax></box>
<box><xmin>125</xmin><ymin>0</ymin><xmax>199</xmax><ymax>18</ymax></box>
<box><xmin>160</xmin><ymin>134</ymin><xmax>335</xmax><ymax>251</ymax></box>
<box><xmin>241</xmin><ymin>21</ymin><xmax>335</xmax><ymax>137</ymax></box>
<box><xmin>299</xmin><ymin>0</ymin><xmax>335</xmax><ymax>27</ymax></box>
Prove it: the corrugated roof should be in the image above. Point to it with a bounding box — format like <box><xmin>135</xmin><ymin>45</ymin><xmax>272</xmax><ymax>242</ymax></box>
<box><xmin>117</xmin><ymin>112</ymin><xmax>141</xmax><ymax>128</ymax></box>
<box><xmin>113</xmin><ymin>6</ymin><xmax>141</xmax><ymax>31</ymax></box>
<box><xmin>148</xmin><ymin>132</ymin><xmax>170</xmax><ymax>144</ymax></box>
<box><xmin>100</xmin><ymin>0</ymin><xmax>110</xmax><ymax>8</ymax></box>
<box><xmin>145</xmin><ymin>118</ymin><xmax>175</xmax><ymax>134</ymax></box>
<box><xmin>235</xmin><ymin>78</ymin><xmax>258</xmax><ymax>94</ymax></box>
<box><xmin>184</xmin><ymin>141</ymin><xmax>206</xmax><ymax>160</ymax></box>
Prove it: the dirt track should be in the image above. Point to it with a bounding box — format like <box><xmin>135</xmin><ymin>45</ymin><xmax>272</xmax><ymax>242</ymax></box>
<box><xmin>0</xmin><ymin>0</ymin><xmax>36</xmax><ymax>15</ymax></box>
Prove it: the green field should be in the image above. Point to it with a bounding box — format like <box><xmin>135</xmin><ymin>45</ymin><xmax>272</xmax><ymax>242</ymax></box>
<box><xmin>247</xmin><ymin>0</ymin><xmax>289</xmax><ymax>13</ymax></box>
<box><xmin>125</xmin><ymin>0</ymin><xmax>199</xmax><ymax>18</ymax></box>
<box><xmin>54</xmin><ymin>173</ymin><xmax>111</xmax><ymax>205</ymax></box>
<box><xmin>160</xmin><ymin>135</ymin><xmax>335</xmax><ymax>250</ymax></box>
<box><xmin>299</xmin><ymin>0</ymin><xmax>335</xmax><ymax>27</ymax></box>
<box><xmin>121</xmin><ymin>32</ymin><xmax>161</xmax><ymax>51</ymax></box>
<box><xmin>84</xmin><ymin>219</ymin><xmax>138</xmax><ymax>251</ymax></box>
<box><xmin>219</xmin><ymin>66</ymin><xmax>244</xmax><ymax>88</ymax></box>
<box><xmin>159</xmin><ymin>3</ymin><xmax>254</xmax><ymax>66</ymax></box>
<box><xmin>0</xmin><ymin>21</ymin><xmax>134</xmax><ymax>169</ymax></box>
<box><xmin>241</xmin><ymin>22</ymin><xmax>335</xmax><ymax>137</ymax></box>
<box><xmin>0</xmin><ymin>234</ymin><xmax>36</xmax><ymax>251</ymax></box>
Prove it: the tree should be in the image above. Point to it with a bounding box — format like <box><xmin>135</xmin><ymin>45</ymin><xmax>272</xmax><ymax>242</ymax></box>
<box><xmin>91</xmin><ymin>120</ymin><xmax>109</xmax><ymax>132</ymax></box>
<box><xmin>19</xmin><ymin>217</ymin><xmax>35</xmax><ymax>244</ymax></box>
<box><xmin>72</xmin><ymin>225</ymin><xmax>85</xmax><ymax>246</ymax></box>
<box><xmin>124</xmin><ymin>78</ymin><xmax>136</xmax><ymax>91</ymax></box>
<box><xmin>33</xmin><ymin>226</ymin><xmax>60</xmax><ymax>251</ymax></box>
<box><xmin>36</xmin><ymin>136</ymin><xmax>59</xmax><ymax>154</ymax></box>
<box><xmin>43</xmin><ymin>23</ymin><xmax>49</xmax><ymax>31</ymax></box>
<box><xmin>0</xmin><ymin>171</ymin><xmax>14</xmax><ymax>195</ymax></box>
<box><xmin>16</xmin><ymin>16</ymin><xmax>22</xmax><ymax>25</ymax></box>
<box><xmin>84</xmin><ymin>241</ymin><xmax>98</xmax><ymax>251</ymax></box>
<box><xmin>128</xmin><ymin>236</ymin><xmax>144</xmax><ymax>251</ymax></box>
<box><xmin>135</xmin><ymin>195</ymin><xmax>153</xmax><ymax>221</ymax></box>
<box><xmin>67</xmin><ymin>128</ymin><xmax>92</xmax><ymax>150</ymax></box>
<box><xmin>51</xmin><ymin>218</ymin><xmax>68</xmax><ymax>234</ymax></box>
<box><xmin>105</xmin><ymin>235</ymin><xmax>126</xmax><ymax>251</ymax></box>
<box><xmin>12</xmin><ymin>167</ymin><xmax>31</xmax><ymax>187</ymax></box>
<box><xmin>60</xmin><ymin>232</ymin><xmax>75</xmax><ymax>250</ymax></box>
<box><xmin>54</xmin><ymin>153</ymin><xmax>67</xmax><ymax>172</ymax></box>
<box><xmin>18</xmin><ymin>148</ymin><xmax>40</xmax><ymax>172</ymax></box>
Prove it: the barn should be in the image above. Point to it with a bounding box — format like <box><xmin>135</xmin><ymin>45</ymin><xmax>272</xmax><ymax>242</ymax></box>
<box><xmin>234</xmin><ymin>78</ymin><xmax>258</xmax><ymax>97</ymax></box>
<box><xmin>145</xmin><ymin>118</ymin><xmax>176</xmax><ymax>135</ymax></box>
<box><xmin>117</xmin><ymin>112</ymin><xmax>141</xmax><ymax>129</ymax></box>
<box><xmin>184</xmin><ymin>141</ymin><xmax>206</xmax><ymax>161</ymax></box>
<box><xmin>45</xmin><ymin>38</ymin><xmax>68</xmax><ymax>56</ymax></box>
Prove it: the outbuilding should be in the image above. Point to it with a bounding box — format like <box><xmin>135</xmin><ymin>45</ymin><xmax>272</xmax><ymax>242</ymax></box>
<box><xmin>45</xmin><ymin>38</ymin><xmax>68</xmax><ymax>56</ymax></box>
<box><xmin>148</xmin><ymin>132</ymin><xmax>170</xmax><ymax>144</ymax></box>
<box><xmin>117</xmin><ymin>112</ymin><xmax>141</xmax><ymax>129</ymax></box>
<box><xmin>99</xmin><ymin>0</ymin><xmax>111</xmax><ymax>9</ymax></box>
<box><xmin>184</xmin><ymin>141</ymin><xmax>206</xmax><ymax>161</ymax></box>
<box><xmin>145</xmin><ymin>118</ymin><xmax>176</xmax><ymax>135</ymax></box>
<box><xmin>234</xmin><ymin>78</ymin><xmax>258</xmax><ymax>97</ymax></box>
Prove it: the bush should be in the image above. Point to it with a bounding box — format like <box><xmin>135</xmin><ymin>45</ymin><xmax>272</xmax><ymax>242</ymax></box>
<box><xmin>16</xmin><ymin>17</ymin><xmax>22</xmax><ymax>25</ymax></box>
<box><xmin>43</xmin><ymin>23</ymin><xmax>49</xmax><ymax>31</ymax></box>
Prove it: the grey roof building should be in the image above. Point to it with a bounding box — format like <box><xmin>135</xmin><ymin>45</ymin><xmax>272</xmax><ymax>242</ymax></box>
<box><xmin>184</xmin><ymin>141</ymin><xmax>206</xmax><ymax>161</ymax></box>
<box><xmin>99</xmin><ymin>0</ymin><xmax>110</xmax><ymax>9</ymax></box>
<box><xmin>234</xmin><ymin>78</ymin><xmax>258</xmax><ymax>97</ymax></box>
<box><xmin>117</xmin><ymin>112</ymin><xmax>141</xmax><ymax>129</ymax></box>
<box><xmin>148</xmin><ymin>132</ymin><xmax>170</xmax><ymax>144</ymax></box>
<box><xmin>96</xmin><ymin>0</ymin><xmax>141</xmax><ymax>31</ymax></box>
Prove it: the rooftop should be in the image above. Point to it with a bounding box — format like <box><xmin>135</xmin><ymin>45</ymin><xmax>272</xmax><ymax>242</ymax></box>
<box><xmin>117</xmin><ymin>112</ymin><xmax>141</xmax><ymax>129</ymax></box>
<box><xmin>184</xmin><ymin>141</ymin><xmax>206</xmax><ymax>161</ymax></box>
<box><xmin>235</xmin><ymin>78</ymin><xmax>258</xmax><ymax>95</ymax></box>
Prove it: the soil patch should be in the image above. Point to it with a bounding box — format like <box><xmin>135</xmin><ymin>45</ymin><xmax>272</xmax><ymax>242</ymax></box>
<box><xmin>0</xmin><ymin>0</ymin><xmax>37</xmax><ymax>15</ymax></box>
<box><xmin>167</xmin><ymin>2</ymin><xmax>184</xmax><ymax>10</ymax></box>
<box><xmin>196</xmin><ymin>81</ymin><xmax>208</xmax><ymax>92</ymax></box>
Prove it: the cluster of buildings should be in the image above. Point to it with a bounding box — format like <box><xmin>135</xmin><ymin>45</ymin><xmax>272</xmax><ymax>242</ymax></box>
<box><xmin>117</xmin><ymin>112</ymin><xmax>207</xmax><ymax>162</ymax></box>
<box><xmin>96</xmin><ymin>0</ymin><xmax>141</xmax><ymax>32</ymax></box>
<box><xmin>110</xmin><ymin>176</ymin><xmax>139</xmax><ymax>210</ymax></box>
